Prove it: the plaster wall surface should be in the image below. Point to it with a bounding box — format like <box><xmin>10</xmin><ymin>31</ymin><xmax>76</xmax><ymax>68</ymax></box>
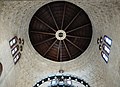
<box><xmin>0</xmin><ymin>0</ymin><xmax>120</xmax><ymax>87</ymax></box>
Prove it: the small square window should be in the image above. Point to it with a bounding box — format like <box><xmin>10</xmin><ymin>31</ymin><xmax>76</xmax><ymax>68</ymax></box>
<box><xmin>9</xmin><ymin>36</ymin><xmax>18</xmax><ymax>48</ymax></box>
<box><xmin>13</xmin><ymin>39</ymin><xmax>16</xmax><ymax>44</ymax></box>
<box><xmin>66</xmin><ymin>80</ymin><xmax>72</xmax><ymax>85</ymax></box>
<box><xmin>101</xmin><ymin>51</ymin><xmax>109</xmax><ymax>63</ymax></box>
<box><xmin>13</xmin><ymin>52</ymin><xmax>21</xmax><ymax>64</ymax></box>
<box><xmin>11</xmin><ymin>49</ymin><xmax>15</xmax><ymax>55</ymax></box>
<box><xmin>11</xmin><ymin>45</ymin><xmax>19</xmax><ymax>56</ymax></box>
<box><xmin>59</xmin><ymin>81</ymin><xmax>64</xmax><ymax>85</ymax></box>
<box><xmin>51</xmin><ymin>79</ymin><xmax>57</xmax><ymax>86</ymax></box>
<box><xmin>103</xmin><ymin>35</ymin><xmax>112</xmax><ymax>47</ymax></box>
<box><xmin>102</xmin><ymin>44</ymin><xmax>110</xmax><ymax>55</ymax></box>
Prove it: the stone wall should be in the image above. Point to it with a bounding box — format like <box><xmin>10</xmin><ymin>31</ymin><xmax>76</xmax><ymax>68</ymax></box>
<box><xmin>0</xmin><ymin>0</ymin><xmax>120</xmax><ymax>87</ymax></box>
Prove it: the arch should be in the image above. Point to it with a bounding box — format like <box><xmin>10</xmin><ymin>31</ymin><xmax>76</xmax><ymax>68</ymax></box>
<box><xmin>33</xmin><ymin>74</ymin><xmax>90</xmax><ymax>87</ymax></box>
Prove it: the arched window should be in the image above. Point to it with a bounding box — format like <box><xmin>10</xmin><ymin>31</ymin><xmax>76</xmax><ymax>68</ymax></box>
<box><xmin>0</xmin><ymin>63</ymin><xmax>3</xmax><ymax>76</ymax></box>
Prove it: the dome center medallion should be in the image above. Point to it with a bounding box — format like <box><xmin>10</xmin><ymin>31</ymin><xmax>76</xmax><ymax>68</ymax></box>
<box><xmin>55</xmin><ymin>30</ymin><xmax>66</xmax><ymax>40</ymax></box>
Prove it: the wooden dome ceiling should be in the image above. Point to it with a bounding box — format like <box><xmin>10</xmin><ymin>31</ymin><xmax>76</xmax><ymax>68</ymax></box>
<box><xmin>29</xmin><ymin>1</ymin><xmax>92</xmax><ymax>62</ymax></box>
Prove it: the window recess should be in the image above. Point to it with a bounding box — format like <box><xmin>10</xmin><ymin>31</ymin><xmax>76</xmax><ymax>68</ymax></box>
<box><xmin>9</xmin><ymin>36</ymin><xmax>24</xmax><ymax>65</ymax></box>
<box><xmin>101</xmin><ymin>51</ymin><xmax>109</xmax><ymax>63</ymax></box>
<box><xmin>97</xmin><ymin>35</ymin><xmax>112</xmax><ymax>63</ymax></box>
<box><xmin>13</xmin><ymin>52</ymin><xmax>21</xmax><ymax>64</ymax></box>
<box><xmin>11</xmin><ymin>45</ymin><xmax>19</xmax><ymax>57</ymax></box>
<box><xmin>9</xmin><ymin>36</ymin><xmax>18</xmax><ymax>48</ymax></box>
<box><xmin>103</xmin><ymin>35</ymin><xmax>112</xmax><ymax>47</ymax></box>
<box><xmin>102</xmin><ymin>44</ymin><xmax>110</xmax><ymax>55</ymax></box>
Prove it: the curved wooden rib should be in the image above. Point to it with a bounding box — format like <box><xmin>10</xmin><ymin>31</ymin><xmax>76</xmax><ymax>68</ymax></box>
<box><xmin>61</xmin><ymin>3</ymin><xmax>66</xmax><ymax>30</ymax></box>
<box><xmin>43</xmin><ymin>39</ymin><xmax>57</xmax><ymax>56</ymax></box>
<box><xmin>48</xmin><ymin>5</ymin><xmax>59</xmax><ymax>30</ymax></box>
<box><xmin>66</xmin><ymin>38</ymin><xmax>84</xmax><ymax>52</ymax></box>
<box><xmin>66</xmin><ymin>23</ymin><xmax>90</xmax><ymax>33</ymax></box>
<box><xmin>64</xmin><ymin>10</ymin><xmax>82</xmax><ymax>31</ymax></box>
<box><xmin>63</xmin><ymin>40</ymin><xmax>71</xmax><ymax>59</ymax></box>
<box><xmin>67</xmin><ymin>35</ymin><xmax>90</xmax><ymax>40</ymax></box>
<box><xmin>34</xmin><ymin>16</ymin><xmax>56</xmax><ymax>32</ymax></box>
<box><xmin>34</xmin><ymin>37</ymin><xmax>55</xmax><ymax>46</ymax></box>
<box><xmin>30</xmin><ymin>30</ymin><xmax>55</xmax><ymax>36</ymax></box>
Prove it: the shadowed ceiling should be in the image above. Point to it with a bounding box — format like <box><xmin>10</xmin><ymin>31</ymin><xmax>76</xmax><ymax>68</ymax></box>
<box><xmin>29</xmin><ymin>1</ymin><xmax>92</xmax><ymax>62</ymax></box>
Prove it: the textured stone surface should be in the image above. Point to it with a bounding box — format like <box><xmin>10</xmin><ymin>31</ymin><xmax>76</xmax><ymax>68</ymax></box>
<box><xmin>0</xmin><ymin>0</ymin><xmax>120</xmax><ymax>87</ymax></box>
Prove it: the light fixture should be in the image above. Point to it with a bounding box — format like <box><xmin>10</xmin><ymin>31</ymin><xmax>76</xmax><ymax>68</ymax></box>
<box><xmin>22</xmin><ymin>38</ymin><xmax>24</xmax><ymax>45</ymax></box>
<box><xmin>59</xmin><ymin>69</ymin><xmax>64</xmax><ymax>73</ymax></box>
<box><xmin>100</xmin><ymin>36</ymin><xmax>103</xmax><ymax>43</ymax></box>
<box><xmin>97</xmin><ymin>38</ymin><xmax>100</xmax><ymax>44</ymax></box>
<box><xmin>99</xmin><ymin>45</ymin><xmax>102</xmax><ymax>50</ymax></box>
<box><xmin>19</xmin><ymin>38</ymin><xmax>21</xmax><ymax>44</ymax></box>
